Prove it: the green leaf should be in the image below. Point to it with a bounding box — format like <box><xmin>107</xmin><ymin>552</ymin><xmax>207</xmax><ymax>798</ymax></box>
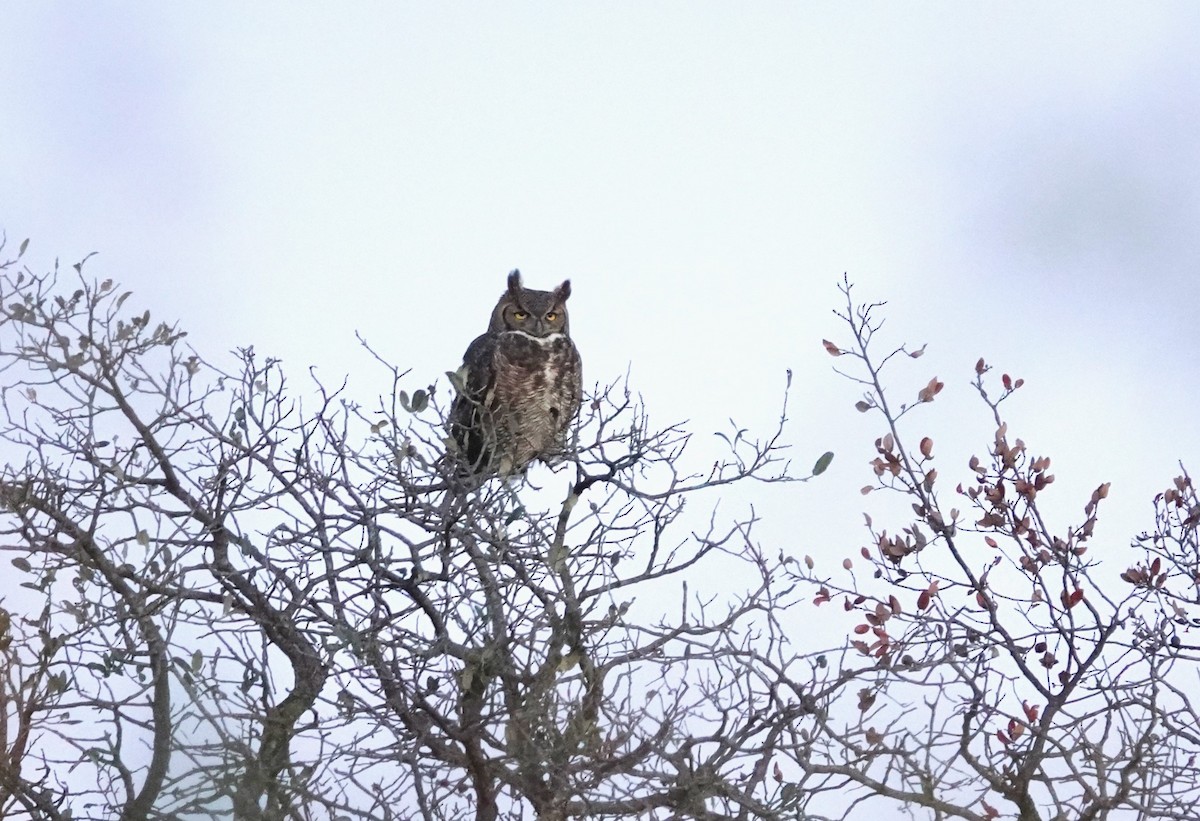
<box><xmin>813</xmin><ymin>451</ymin><xmax>835</xmax><ymax>476</ymax></box>
<box><xmin>446</xmin><ymin>367</ymin><xmax>468</xmax><ymax>394</ymax></box>
<box><xmin>410</xmin><ymin>389</ymin><xmax>429</xmax><ymax>413</ymax></box>
<box><xmin>136</xmin><ymin>530</ymin><xmax>150</xmax><ymax>547</ymax></box>
<box><xmin>11</xmin><ymin>557</ymin><xmax>31</xmax><ymax>572</ymax></box>
<box><xmin>18</xmin><ymin>238</ymin><xmax>29</xmax><ymax>257</ymax></box>
<box><xmin>191</xmin><ymin>649</ymin><xmax>203</xmax><ymax>673</ymax></box>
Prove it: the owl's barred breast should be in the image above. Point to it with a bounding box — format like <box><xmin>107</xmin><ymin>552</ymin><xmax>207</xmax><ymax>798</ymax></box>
<box><xmin>488</xmin><ymin>331</ymin><xmax>582</xmax><ymax>469</ymax></box>
<box><xmin>492</xmin><ymin>333</ymin><xmax>578</xmax><ymax>421</ymax></box>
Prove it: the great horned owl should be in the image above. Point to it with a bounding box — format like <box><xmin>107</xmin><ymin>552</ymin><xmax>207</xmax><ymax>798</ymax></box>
<box><xmin>449</xmin><ymin>270</ymin><xmax>583</xmax><ymax>476</ymax></box>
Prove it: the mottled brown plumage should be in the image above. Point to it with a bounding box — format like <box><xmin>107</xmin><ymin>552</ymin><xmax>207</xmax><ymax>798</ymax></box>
<box><xmin>450</xmin><ymin>270</ymin><xmax>582</xmax><ymax>476</ymax></box>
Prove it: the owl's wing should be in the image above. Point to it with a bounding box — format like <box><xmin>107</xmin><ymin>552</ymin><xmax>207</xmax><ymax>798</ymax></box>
<box><xmin>458</xmin><ymin>333</ymin><xmax>498</xmax><ymax>402</ymax></box>
<box><xmin>449</xmin><ymin>332</ymin><xmax>498</xmax><ymax>471</ymax></box>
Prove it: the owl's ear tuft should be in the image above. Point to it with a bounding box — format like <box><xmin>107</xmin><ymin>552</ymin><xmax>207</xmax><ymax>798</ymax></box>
<box><xmin>553</xmin><ymin>280</ymin><xmax>572</xmax><ymax>303</ymax></box>
<box><xmin>506</xmin><ymin>269</ymin><xmax>523</xmax><ymax>295</ymax></box>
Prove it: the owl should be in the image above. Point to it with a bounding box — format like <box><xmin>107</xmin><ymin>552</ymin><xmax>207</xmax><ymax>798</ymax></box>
<box><xmin>449</xmin><ymin>270</ymin><xmax>583</xmax><ymax>476</ymax></box>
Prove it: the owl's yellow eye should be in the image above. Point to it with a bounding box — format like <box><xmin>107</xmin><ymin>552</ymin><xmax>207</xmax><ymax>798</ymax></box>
<box><xmin>545</xmin><ymin>312</ymin><xmax>558</xmax><ymax>322</ymax></box>
<box><xmin>513</xmin><ymin>310</ymin><xmax>528</xmax><ymax>320</ymax></box>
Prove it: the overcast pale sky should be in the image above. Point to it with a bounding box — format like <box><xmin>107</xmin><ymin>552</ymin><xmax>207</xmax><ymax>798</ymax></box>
<box><xmin>2</xmin><ymin>4</ymin><xmax>1198</xmax><ymax>579</ymax></box>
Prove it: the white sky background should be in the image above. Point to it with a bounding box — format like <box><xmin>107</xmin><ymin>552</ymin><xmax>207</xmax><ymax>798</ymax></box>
<box><xmin>2</xmin><ymin>5</ymin><xmax>1199</xmax><ymax>638</ymax></box>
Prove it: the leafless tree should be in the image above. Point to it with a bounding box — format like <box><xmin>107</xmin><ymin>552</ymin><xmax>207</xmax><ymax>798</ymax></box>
<box><xmin>0</xmin><ymin>242</ymin><xmax>834</xmax><ymax>821</ymax></box>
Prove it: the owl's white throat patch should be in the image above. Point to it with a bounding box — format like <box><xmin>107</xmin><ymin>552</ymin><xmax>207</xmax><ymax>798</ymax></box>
<box><xmin>504</xmin><ymin>330</ymin><xmax>566</xmax><ymax>345</ymax></box>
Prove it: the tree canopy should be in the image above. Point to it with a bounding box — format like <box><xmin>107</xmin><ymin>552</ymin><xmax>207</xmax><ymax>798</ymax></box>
<box><xmin>0</xmin><ymin>244</ymin><xmax>1197</xmax><ymax>821</ymax></box>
